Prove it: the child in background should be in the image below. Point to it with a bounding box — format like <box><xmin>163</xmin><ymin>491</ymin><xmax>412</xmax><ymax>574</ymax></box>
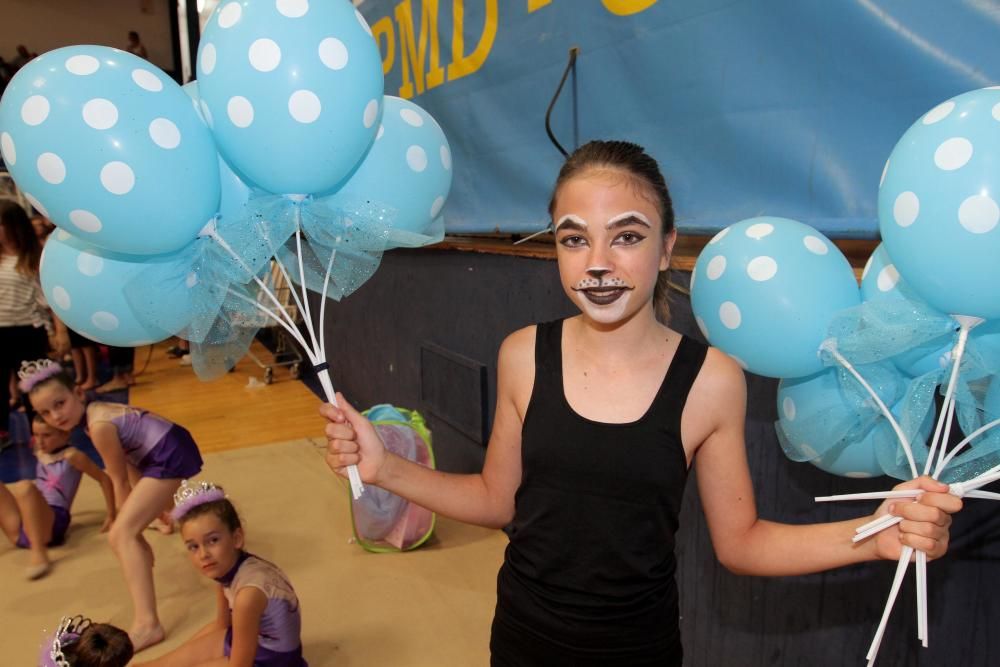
<box><xmin>1</xmin><ymin>414</ymin><xmax>115</xmax><ymax>578</ymax></box>
<box><xmin>136</xmin><ymin>480</ymin><xmax>308</xmax><ymax>667</ymax></box>
<box><xmin>40</xmin><ymin>615</ymin><xmax>133</xmax><ymax>667</ymax></box>
<box><xmin>21</xmin><ymin>359</ymin><xmax>204</xmax><ymax>652</ymax></box>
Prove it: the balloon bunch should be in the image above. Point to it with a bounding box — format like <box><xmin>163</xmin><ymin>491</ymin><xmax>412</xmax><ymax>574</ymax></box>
<box><xmin>0</xmin><ymin>0</ymin><xmax>454</xmax><ymax>499</ymax></box>
<box><xmin>691</xmin><ymin>86</ymin><xmax>1000</xmax><ymax>664</ymax></box>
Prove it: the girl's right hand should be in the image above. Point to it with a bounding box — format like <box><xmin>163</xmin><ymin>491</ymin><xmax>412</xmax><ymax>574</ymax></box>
<box><xmin>320</xmin><ymin>393</ymin><xmax>387</xmax><ymax>484</ymax></box>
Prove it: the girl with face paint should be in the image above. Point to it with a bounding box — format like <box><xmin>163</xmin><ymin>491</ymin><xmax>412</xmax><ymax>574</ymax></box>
<box><xmin>321</xmin><ymin>141</ymin><xmax>962</xmax><ymax>665</ymax></box>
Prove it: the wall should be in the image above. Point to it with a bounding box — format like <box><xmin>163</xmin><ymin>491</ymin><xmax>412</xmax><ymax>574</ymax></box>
<box><xmin>318</xmin><ymin>248</ymin><xmax>1000</xmax><ymax>666</ymax></box>
<box><xmin>0</xmin><ymin>0</ymin><xmax>175</xmax><ymax>74</ymax></box>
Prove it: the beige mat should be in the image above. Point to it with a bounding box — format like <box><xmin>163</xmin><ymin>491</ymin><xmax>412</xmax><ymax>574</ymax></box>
<box><xmin>1</xmin><ymin>439</ymin><xmax>506</xmax><ymax>665</ymax></box>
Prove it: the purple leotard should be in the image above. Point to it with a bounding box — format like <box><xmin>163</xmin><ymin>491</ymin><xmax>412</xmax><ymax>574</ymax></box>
<box><xmin>218</xmin><ymin>552</ymin><xmax>308</xmax><ymax>666</ymax></box>
<box><xmin>16</xmin><ymin>448</ymin><xmax>78</xmax><ymax>548</ymax></box>
<box><xmin>92</xmin><ymin>406</ymin><xmax>202</xmax><ymax>480</ymax></box>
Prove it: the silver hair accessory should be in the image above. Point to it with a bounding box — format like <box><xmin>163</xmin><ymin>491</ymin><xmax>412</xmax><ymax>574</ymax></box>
<box><xmin>46</xmin><ymin>615</ymin><xmax>91</xmax><ymax>667</ymax></box>
<box><xmin>171</xmin><ymin>479</ymin><xmax>227</xmax><ymax>522</ymax></box>
<box><xmin>17</xmin><ymin>359</ymin><xmax>64</xmax><ymax>393</ymax></box>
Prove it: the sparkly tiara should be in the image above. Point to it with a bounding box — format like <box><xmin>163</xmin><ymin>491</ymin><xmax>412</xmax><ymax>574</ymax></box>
<box><xmin>40</xmin><ymin>615</ymin><xmax>90</xmax><ymax>667</ymax></box>
<box><xmin>17</xmin><ymin>359</ymin><xmax>64</xmax><ymax>393</ymax></box>
<box><xmin>171</xmin><ymin>480</ymin><xmax>227</xmax><ymax>522</ymax></box>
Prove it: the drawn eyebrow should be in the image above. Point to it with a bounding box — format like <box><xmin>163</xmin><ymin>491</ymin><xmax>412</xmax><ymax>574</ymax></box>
<box><xmin>555</xmin><ymin>214</ymin><xmax>588</xmax><ymax>231</ymax></box>
<box><xmin>606</xmin><ymin>211</ymin><xmax>652</xmax><ymax>230</ymax></box>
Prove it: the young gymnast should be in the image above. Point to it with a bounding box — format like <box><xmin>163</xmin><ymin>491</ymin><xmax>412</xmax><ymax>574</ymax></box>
<box><xmin>0</xmin><ymin>442</ymin><xmax>53</xmax><ymax>579</ymax></box>
<box><xmin>0</xmin><ymin>414</ymin><xmax>115</xmax><ymax>568</ymax></box>
<box><xmin>21</xmin><ymin>358</ymin><xmax>204</xmax><ymax>652</ymax></box>
<box><xmin>40</xmin><ymin>615</ymin><xmax>134</xmax><ymax>667</ymax></box>
<box><xmin>135</xmin><ymin>480</ymin><xmax>308</xmax><ymax>667</ymax></box>
<box><xmin>322</xmin><ymin>140</ymin><xmax>964</xmax><ymax>665</ymax></box>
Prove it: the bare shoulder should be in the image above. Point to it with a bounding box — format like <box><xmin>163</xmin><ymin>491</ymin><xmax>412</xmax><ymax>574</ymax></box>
<box><xmin>686</xmin><ymin>347</ymin><xmax>748</xmax><ymax>426</ymax></box>
<box><xmin>498</xmin><ymin>324</ymin><xmax>537</xmax><ymax>418</ymax></box>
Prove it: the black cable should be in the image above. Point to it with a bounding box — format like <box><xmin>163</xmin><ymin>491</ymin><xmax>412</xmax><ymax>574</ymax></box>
<box><xmin>545</xmin><ymin>47</ymin><xmax>579</xmax><ymax>158</ymax></box>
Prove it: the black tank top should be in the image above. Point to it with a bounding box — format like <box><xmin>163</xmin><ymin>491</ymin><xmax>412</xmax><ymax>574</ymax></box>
<box><xmin>493</xmin><ymin>319</ymin><xmax>708</xmax><ymax>665</ymax></box>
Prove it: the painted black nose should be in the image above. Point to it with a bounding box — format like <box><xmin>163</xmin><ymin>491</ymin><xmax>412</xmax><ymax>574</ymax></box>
<box><xmin>587</xmin><ymin>268</ymin><xmax>610</xmax><ymax>279</ymax></box>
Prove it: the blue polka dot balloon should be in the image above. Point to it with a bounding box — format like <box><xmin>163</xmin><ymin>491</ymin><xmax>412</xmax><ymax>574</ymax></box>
<box><xmin>196</xmin><ymin>0</ymin><xmax>384</xmax><ymax>195</ymax></box>
<box><xmin>878</xmin><ymin>87</ymin><xmax>1000</xmax><ymax>319</ymax></box>
<box><xmin>0</xmin><ymin>45</ymin><xmax>221</xmax><ymax>255</ymax></box>
<box><xmin>860</xmin><ymin>244</ymin><xmax>955</xmax><ymax>377</ymax></box>
<box><xmin>323</xmin><ymin>96</ymin><xmax>451</xmax><ymax>246</ymax></box>
<box><xmin>40</xmin><ymin>230</ymin><xmax>194</xmax><ymax>346</ymax></box>
<box><xmin>691</xmin><ymin>217</ymin><xmax>860</xmax><ymax>379</ymax></box>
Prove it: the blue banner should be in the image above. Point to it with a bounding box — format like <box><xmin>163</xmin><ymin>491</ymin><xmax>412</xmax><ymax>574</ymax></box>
<box><xmin>358</xmin><ymin>0</ymin><xmax>1000</xmax><ymax>238</ymax></box>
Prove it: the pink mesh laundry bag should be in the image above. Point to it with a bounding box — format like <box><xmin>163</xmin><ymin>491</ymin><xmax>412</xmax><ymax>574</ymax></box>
<box><xmin>351</xmin><ymin>405</ymin><xmax>436</xmax><ymax>552</ymax></box>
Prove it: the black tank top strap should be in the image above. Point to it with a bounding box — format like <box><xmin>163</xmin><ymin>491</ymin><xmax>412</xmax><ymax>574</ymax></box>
<box><xmin>532</xmin><ymin>320</ymin><xmax>563</xmax><ymax>388</ymax></box>
<box><xmin>646</xmin><ymin>335</ymin><xmax>709</xmax><ymax>437</ymax></box>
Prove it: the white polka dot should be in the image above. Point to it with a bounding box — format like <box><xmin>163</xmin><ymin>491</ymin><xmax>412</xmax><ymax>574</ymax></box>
<box><xmin>288</xmin><ymin>90</ymin><xmax>321</xmax><ymax>123</ymax></box>
<box><xmin>132</xmin><ymin>69</ymin><xmax>163</xmax><ymax>92</ymax></box>
<box><xmin>52</xmin><ymin>286</ymin><xmax>71</xmax><ymax>310</ymax></box>
<box><xmin>782</xmin><ymin>397</ymin><xmax>796</xmax><ymax>421</ymax></box>
<box><xmin>76</xmin><ymin>251</ymin><xmax>104</xmax><ymax>276</ymax></box>
<box><xmin>893</xmin><ymin>191</ymin><xmax>919</xmax><ymax>228</ymax></box>
<box><xmin>0</xmin><ymin>132</ymin><xmax>15</xmax><ymax>165</ymax></box>
<box><xmin>25</xmin><ymin>194</ymin><xmax>48</xmax><ymax>218</ymax></box>
<box><xmin>708</xmin><ymin>227</ymin><xmax>730</xmax><ymax>245</ymax></box>
<box><xmin>21</xmin><ymin>95</ymin><xmax>50</xmax><ymax>126</ymax></box>
<box><xmin>406</xmin><ymin>145</ymin><xmax>428</xmax><ymax>172</ymax></box>
<box><xmin>706</xmin><ymin>255</ymin><xmax>726</xmax><ymax>280</ymax></box>
<box><xmin>356</xmin><ymin>8</ymin><xmax>372</xmax><ymax>35</ymax></box>
<box><xmin>798</xmin><ymin>443</ymin><xmax>818</xmax><ymax>459</ymax></box>
<box><xmin>200</xmin><ymin>100</ymin><xmax>215</xmax><ymax>128</ymax></box>
<box><xmin>845</xmin><ymin>471</ymin><xmax>873</xmax><ymax>479</ymax></box>
<box><xmin>149</xmin><ymin>118</ymin><xmax>181</xmax><ymax>149</ymax></box>
<box><xmin>363</xmin><ymin>99</ymin><xmax>379</xmax><ymax>128</ymax></box>
<box><xmin>993</xmin><ymin>102</ymin><xmax>1000</xmax><ymax>122</ymax></box>
<box><xmin>318</xmin><ymin>38</ymin><xmax>349</xmax><ymax>70</ymax></box>
<box><xmin>719</xmin><ymin>301</ymin><xmax>741</xmax><ymax>329</ymax></box>
<box><xmin>82</xmin><ymin>98</ymin><xmax>118</xmax><ymax>130</ymax></box>
<box><xmin>934</xmin><ymin>137</ymin><xmax>973</xmax><ymax>171</ymax></box>
<box><xmin>201</xmin><ymin>43</ymin><xmax>217</xmax><ymax>75</ymax></box>
<box><xmin>880</xmin><ymin>159</ymin><xmax>889</xmax><ymax>187</ymax></box>
<box><xmin>249</xmin><ymin>39</ymin><xmax>281</xmax><ymax>72</ymax></box>
<box><xmin>400</xmin><ymin>108</ymin><xmax>424</xmax><ymax>127</ymax></box>
<box><xmin>803</xmin><ymin>235</ymin><xmax>829</xmax><ymax>255</ymax></box>
<box><xmin>276</xmin><ymin>0</ymin><xmax>309</xmax><ymax>17</ymax></box>
<box><xmin>228</xmin><ymin>97</ymin><xmax>254</xmax><ymax>128</ymax></box>
<box><xmin>37</xmin><ymin>153</ymin><xmax>66</xmax><ymax>184</ymax></box>
<box><xmin>56</xmin><ymin>230</ymin><xmax>70</xmax><ymax>242</ymax></box>
<box><xmin>745</xmin><ymin>222</ymin><xmax>774</xmax><ymax>240</ymax></box>
<box><xmin>70</xmin><ymin>209</ymin><xmax>102</xmax><ymax>233</ymax></box>
<box><xmin>877</xmin><ymin>265</ymin><xmax>900</xmax><ymax>292</ymax></box>
<box><xmin>186</xmin><ymin>272</ymin><xmax>198</xmax><ymax>288</ymax></box>
<box><xmin>695</xmin><ymin>316</ymin><xmax>709</xmax><ymax>340</ymax></box>
<box><xmin>430</xmin><ymin>196</ymin><xmax>445</xmax><ymax>218</ymax></box>
<box><xmin>440</xmin><ymin>145</ymin><xmax>451</xmax><ymax>170</ymax></box>
<box><xmin>958</xmin><ymin>194</ymin><xmax>1000</xmax><ymax>234</ymax></box>
<box><xmin>101</xmin><ymin>161</ymin><xmax>135</xmax><ymax>195</ymax></box>
<box><xmin>376</xmin><ymin>124</ymin><xmax>385</xmax><ymax>140</ymax></box>
<box><xmin>922</xmin><ymin>100</ymin><xmax>955</xmax><ymax>125</ymax></box>
<box><xmin>91</xmin><ymin>311</ymin><xmax>119</xmax><ymax>331</ymax></box>
<box><xmin>218</xmin><ymin>2</ymin><xmax>242</xmax><ymax>28</ymax></box>
<box><xmin>65</xmin><ymin>55</ymin><xmax>99</xmax><ymax>75</ymax></box>
<box><xmin>747</xmin><ymin>256</ymin><xmax>778</xmax><ymax>281</ymax></box>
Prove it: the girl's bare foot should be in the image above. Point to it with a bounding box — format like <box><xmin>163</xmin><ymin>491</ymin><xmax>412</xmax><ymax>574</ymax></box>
<box><xmin>129</xmin><ymin>623</ymin><xmax>165</xmax><ymax>653</ymax></box>
<box><xmin>25</xmin><ymin>561</ymin><xmax>51</xmax><ymax>580</ymax></box>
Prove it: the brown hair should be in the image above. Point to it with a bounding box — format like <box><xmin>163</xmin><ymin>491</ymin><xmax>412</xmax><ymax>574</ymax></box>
<box><xmin>62</xmin><ymin>623</ymin><xmax>134</xmax><ymax>667</ymax></box>
<box><xmin>179</xmin><ymin>496</ymin><xmax>243</xmax><ymax>532</ymax></box>
<box><xmin>1</xmin><ymin>203</ymin><xmax>43</xmax><ymax>276</ymax></box>
<box><xmin>548</xmin><ymin>140</ymin><xmax>676</xmax><ymax>323</ymax></box>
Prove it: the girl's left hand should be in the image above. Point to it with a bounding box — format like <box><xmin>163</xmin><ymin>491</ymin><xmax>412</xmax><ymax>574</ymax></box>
<box><xmin>873</xmin><ymin>476</ymin><xmax>963</xmax><ymax>561</ymax></box>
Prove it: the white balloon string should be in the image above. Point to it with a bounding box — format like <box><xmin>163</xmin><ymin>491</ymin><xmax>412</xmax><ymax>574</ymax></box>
<box><xmin>222</xmin><ymin>288</ymin><xmax>315</xmax><ymax>363</ymax></box>
<box><xmin>294</xmin><ymin>211</ymin><xmax>321</xmax><ymax>355</ymax></box>
<box><xmin>318</xmin><ymin>247</ymin><xmax>337</xmax><ymax>360</ymax></box>
<box><xmin>866</xmin><ymin>546</ymin><xmax>914</xmax><ymax>666</ymax></box>
<box><xmin>830</xmin><ymin>348</ymin><xmax>918</xmax><ymax>478</ymax></box>
<box><xmin>269</xmin><ymin>224</ymin><xmax>320</xmax><ymax>354</ymax></box>
<box><xmin>934</xmin><ymin>417</ymin><xmax>1000</xmax><ymax>477</ymax></box>
<box><xmin>923</xmin><ymin>323</ymin><xmax>969</xmax><ymax>476</ymax></box>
